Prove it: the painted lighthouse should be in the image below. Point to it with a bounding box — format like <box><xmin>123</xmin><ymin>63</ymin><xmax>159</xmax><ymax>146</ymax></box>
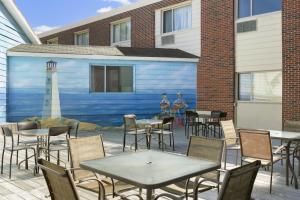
<box><xmin>42</xmin><ymin>60</ymin><xmax>61</xmax><ymax>119</ymax></box>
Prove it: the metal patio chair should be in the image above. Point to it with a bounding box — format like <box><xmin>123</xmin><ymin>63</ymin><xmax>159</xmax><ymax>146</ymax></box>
<box><xmin>1</xmin><ymin>126</ymin><xmax>37</xmax><ymax>178</ymax></box>
<box><xmin>123</xmin><ymin>114</ymin><xmax>147</xmax><ymax>152</ymax></box>
<box><xmin>152</xmin><ymin>116</ymin><xmax>175</xmax><ymax>151</ymax></box>
<box><xmin>38</xmin><ymin>158</ymin><xmax>106</xmax><ymax>200</ymax></box>
<box><xmin>39</xmin><ymin>126</ymin><xmax>70</xmax><ymax>165</ymax></box>
<box><xmin>155</xmin><ymin>161</ymin><xmax>261</xmax><ymax>200</ymax></box>
<box><xmin>16</xmin><ymin>121</ymin><xmax>40</xmax><ymax>167</ymax></box>
<box><xmin>160</xmin><ymin>136</ymin><xmax>224</xmax><ymax>199</ymax></box>
<box><xmin>184</xmin><ymin>110</ymin><xmax>199</xmax><ymax>138</ymax></box>
<box><xmin>220</xmin><ymin>120</ymin><xmax>240</xmax><ymax>169</ymax></box>
<box><xmin>239</xmin><ymin>129</ymin><xmax>283</xmax><ymax>193</ymax></box>
<box><xmin>68</xmin><ymin>121</ymin><xmax>80</xmax><ymax>138</ymax></box>
<box><xmin>68</xmin><ymin>135</ymin><xmax>136</xmax><ymax>197</ymax></box>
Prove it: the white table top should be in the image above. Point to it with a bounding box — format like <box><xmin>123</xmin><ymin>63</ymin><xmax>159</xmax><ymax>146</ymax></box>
<box><xmin>136</xmin><ymin>119</ymin><xmax>163</xmax><ymax>126</ymax></box>
<box><xmin>269</xmin><ymin>130</ymin><xmax>300</xmax><ymax>140</ymax></box>
<box><xmin>17</xmin><ymin>129</ymin><xmax>49</xmax><ymax>137</ymax></box>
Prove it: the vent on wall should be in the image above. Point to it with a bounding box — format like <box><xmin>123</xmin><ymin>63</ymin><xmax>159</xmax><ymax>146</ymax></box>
<box><xmin>237</xmin><ymin>20</ymin><xmax>257</xmax><ymax>33</ymax></box>
<box><xmin>161</xmin><ymin>35</ymin><xmax>175</xmax><ymax>45</ymax></box>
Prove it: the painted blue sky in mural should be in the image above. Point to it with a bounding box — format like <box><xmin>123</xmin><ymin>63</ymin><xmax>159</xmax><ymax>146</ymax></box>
<box><xmin>15</xmin><ymin>0</ymin><xmax>139</xmax><ymax>34</ymax></box>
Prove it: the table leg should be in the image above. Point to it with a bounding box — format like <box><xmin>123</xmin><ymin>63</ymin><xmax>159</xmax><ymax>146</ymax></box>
<box><xmin>146</xmin><ymin>189</ymin><xmax>153</xmax><ymax>200</ymax></box>
<box><xmin>286</xmin><ymin>141</ymin><xmax>298</xmax><ymax>189</ymax></box>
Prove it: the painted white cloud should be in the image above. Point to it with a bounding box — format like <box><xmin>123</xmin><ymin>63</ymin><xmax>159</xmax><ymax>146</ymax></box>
<box><xmin>104</xmin><ymin>0</ymin><xmax>134</xmax><ymax>5</ymax></box>
<box><xmin>97</xmin><ymin>6</ymin><xmax>113</xmax><ymax>14</ymax></box>
<box><xmin>33</xmin><ymin>25</ymin><xmax>58</xmax><ymax>34</ymax></box>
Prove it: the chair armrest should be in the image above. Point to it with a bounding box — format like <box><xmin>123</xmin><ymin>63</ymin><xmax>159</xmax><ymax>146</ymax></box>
<box><xmin>153</xmin><ymin>193</ymin><xmax>179</xmax><ymax>200</ymax></box>
<box><xmin>120</xmin><ymin>194</ymin><xmax>144</xmax><ymax>200</ymax></box>
<box><xmin>79</xmin><ymin>178</ymin><xmax>106</xmax><ymax>200</ymax></box>
<box><xmin>274</xmin><ymin>144</ymin><xmax>287</xmax><ymax>154</ymax></box>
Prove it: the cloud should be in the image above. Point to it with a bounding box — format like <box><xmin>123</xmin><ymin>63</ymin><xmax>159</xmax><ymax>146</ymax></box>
<box><xmin>97</xmin><ymin>6</ymin><xmax>113</xmax><ymax>14</ymax></box>
<box><xmin>33</xmin><ymin>25</ymin><xmax>58</xmax><ymax>34</ymax></box>
<box><xmin>104</xmin><ymin>0</ymin><xmax>134</xmax><ymax>5</ymax></box>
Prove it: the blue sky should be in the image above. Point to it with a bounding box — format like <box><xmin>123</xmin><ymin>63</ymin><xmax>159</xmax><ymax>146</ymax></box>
<box><xmin>15</xmin><ymin>0</ymin><xmax>139</xmax><ymax>34</ymax></box>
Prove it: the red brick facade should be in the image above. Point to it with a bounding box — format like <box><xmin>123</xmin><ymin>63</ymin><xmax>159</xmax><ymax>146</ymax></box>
<box><xmin>282</xmin><ymin>0</ymin><xmax>300</xmax><ymax>121</ymax></box>
<box><xmin>40</xmin><ymin>0</ymin><xmax>185</xmax><ymax>47</ymax></box>
<box><xmin>197</xmin><ymin>0</ymin><xmax>235</xmax><ymax>120</ymax></box>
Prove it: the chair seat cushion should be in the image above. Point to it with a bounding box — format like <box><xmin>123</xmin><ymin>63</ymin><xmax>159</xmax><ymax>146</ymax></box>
<box><xmin>5</xmin><ymin>145</ymin><xmax>33</xmax><ymax>151</ymax></box>
<box><xmin>227</xmin><ymin>144</ymin><xmax>240</xmax><ymax>150</ymax></box>
<box><xmin>77</xmin><ymin>179</ymin><xmax>135</xmax><ymax>195</ymax></box>
<box><xmin>152</xmin><ymin>130</ymin><xmax>173</xmax><ymax>135</ymax></box>
<box><xmin>19</xmin><ymin>140</ymin><xmax>39</xmax><ymax>146</ymax></box>
<box><xmin>242</xmin><ymin>155</ymin><xmax>282</xmax><ymax>166</ymax></box>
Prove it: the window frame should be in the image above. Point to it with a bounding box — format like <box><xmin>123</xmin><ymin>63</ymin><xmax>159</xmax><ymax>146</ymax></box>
<box><xmin>161</xmin><ymin>3</ymin><xmax>192</xmax><ymax>35</ymax></box>
<box><xmin>89</xmin><ymin>64</ymin><xmax>135</xmax><ymax>94</ymax></box>
<box><xmin>238</xmin><ymin>70</ymin><xmax>282</xmax><ymax>103</ymax></box>
<box><xmin>47</xmin><ymin>37</ymin><xmax>58</xmax><ymax>44</ymax></box>
<box><xmin>110</xmin><ymin>18</ymin><xmax>131</xmax><ymax>45</ymax></box>
<box><xmin>74</xmin><ymin>29</ymin><xmax>89</xmax><ymax>46</ymax></box>
<box><xmin>237</xmin><ymin>0</ymin><xmax>282</xmax><ymax>19</ymax></box>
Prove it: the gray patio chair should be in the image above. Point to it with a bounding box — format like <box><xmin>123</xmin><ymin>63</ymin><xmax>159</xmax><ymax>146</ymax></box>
<box><xmin>16</xmin><ymin>121</ymin><xmax>40</xmax><ymax>168</ymax></box>
<box><xmin>68</xmin><ymin>135</ymin><xmax>136</xmax><ymax>197</ymax></box>
<box><xmin>239</xmin><ymin>129</ymin><xmax>283</xmax><ymax>193</ymax></box>
<box><xmin>160</xmin><ymin>136</ymin><xmax>224</xmax><ymax>199</ymax></box>
<box><xmin>220</xmin><ymin>120</ymin><xmax>240</xmax><ymax>169</ymax></box>
<box><xmin>1</xmin><ymin>126</ymin><xmax>37</xmax><ymax>179</ymax></box>
<box><xmin>69</xmin><ymin>121</ymin><xmax>80</xmax><ymax>138</ymax></box>
<box><xmin>38</xmin><ymin>158</ymin><xmax>105</xmax><ymax>200</ymax></box>
<box><xmin>123</xmin><ymin>114</ymin><xmax>147</xmax><ymax>152</ymax></box>
<box><xmin>39</xmin><ymin>126</ymin><xmax>70</xmax><ymax>165</ymax></box>
<box><xmin>152</xmin><ymin>116</ymin><xmax>175</xmax><ymax>151</ymax></box>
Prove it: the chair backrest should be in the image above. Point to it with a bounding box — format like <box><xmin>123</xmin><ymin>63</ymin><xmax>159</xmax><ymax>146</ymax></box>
<box><xmin>211</xmin><ymin>110</ymin><xmax>222</xmax><ymax>119</ymax></box>
<box><xmin>239</xmin><ymin>129</ymin><xmax>272</xmax><ymax>160</ymax></box>
<box><xmin>1</xmin><ymin>126</ymin><xmax>14</xmax><ymax>146</ymax></box>
<box><xmin>218</xmin><ymin>160</ymin><xmax>261</xmax><ymax>200</ymax></box>
<box><xmin>221</xmin><ymin>120</ymin><xmax>237</xmax><ymax>146</ymax></box>
<box><xmin>38</xmin><ymin>159</ymin><xmax>80</xmax><ymax>200</ymax></box>
<box><xmin>69</xmin><ymin>122</ymin><xmax>80</xmax><ymax>137</ymax></box>
<box><xmin>162</xmin><ymin>116</ymin><xmax>174</xmax><ymax>125</ymax></box>
<box><xmin>49</xmin><ymin>126</ymin><xmax>70</xmax><ymax>137</ymax></box>
<box><xmin>197</xmin><ymin>110</ymin><xmax>211</xmax><ymax>116</ymax></box>
<box><xmin>123</xmin><ymin>114</ymin><xmax>137</xmax><ymax>130</ymax></box>
<box><xmin>187</xmin><ymin>136</ymin><xmax>224</xmax><ymax>165</ymax></box>
<box><xmin>283</xmin><ymin>120</ymin><xmax>300</xmax><ymax>132</ymax></box>
<box><xmin>68</xmin><ymin>135</ymin><xmax>105</xmax><ymax>181</ymax></box>
<box><xmin>17</xmin><ymin>121</ymin><xmax>39</xmax><ymax>131</ymax></box>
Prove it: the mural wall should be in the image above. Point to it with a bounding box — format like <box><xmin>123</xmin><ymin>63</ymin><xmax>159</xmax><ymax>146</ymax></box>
<box><xmin>7</xmin><ymin>56</ymin><xmax>197</xmax><ymax>126</ymax></box>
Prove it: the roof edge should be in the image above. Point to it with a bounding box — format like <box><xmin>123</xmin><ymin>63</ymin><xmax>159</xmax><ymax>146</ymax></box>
<box><xmin>7</xmin><ymin>51</ymin><xmax>199</xmax><ymax>63</ymax></box>
<box><xmin>1</xmin><ymin>0</ymin><xmax>41</xmax><ymax>44</ymax></box>
<box><xmin>38</xmin><ymin>0</ymin><xmax>162</xmax><ymax>38</ymax></box>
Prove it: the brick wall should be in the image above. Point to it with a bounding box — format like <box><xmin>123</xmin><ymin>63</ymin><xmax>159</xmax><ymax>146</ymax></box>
<box><xmin>197</xmin><ymin>0</ymin><xmax>235</xmax><ymax>119</ymax></box>
<box><xmin>282</xmin><ymin>0</ymin><xmax>300</xmax><ymax>121</ymax></box>
<box><xmin>40</xmin><ymin>0</ymin><xmax>185</xmax><ymax>47</ymax></box>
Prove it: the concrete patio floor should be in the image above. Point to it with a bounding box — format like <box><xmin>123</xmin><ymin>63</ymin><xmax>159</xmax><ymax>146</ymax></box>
<box><xmin>0</xmin><ymin>127</ymin><xmax>299</xmax><ymax>200</ymax></box>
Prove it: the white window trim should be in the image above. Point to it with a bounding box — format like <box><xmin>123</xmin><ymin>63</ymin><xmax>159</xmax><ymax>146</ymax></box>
<box><xmin>160</xmin><ymin>1</ymin><xmax>192</xmax><ymax>35</ymax></box>
<box><xmin>110</xmin><ymin>17</ymin><xmax>131</xmax><ymax>46</ymax></box>
<box><xmin>47</xmin><ymin>37</ymin><xmax>58</xmax><ymax>44</ymax></box>
<box><xmin>90</xmin><ymin>65</ymin><xmax>135</xmax><ymax>93</ymax></box>
<box><xmin>74</xmin><ymin>29</ymin><xmax>89</xmax><ymax>45</ymax></box>
<box><xmin>238</xmin><ymin>70</ymin><xmax>282</xmax><ymax>103</ymax></box>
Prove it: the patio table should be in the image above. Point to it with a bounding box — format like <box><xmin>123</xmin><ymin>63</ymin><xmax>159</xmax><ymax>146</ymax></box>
<box><xmin>270</xmin><ymin>130</ymin><xmax>300</xmax><ymax>189</ymax></box>
<box><xmin>80</xmin><ymin>150</ymin><xmax>220</xmax><ymax>200</ymax></box>
<box><xmin>136</xmin><ymin>119</ymin><xmax>163</xmax><ymax>126</ymax></box>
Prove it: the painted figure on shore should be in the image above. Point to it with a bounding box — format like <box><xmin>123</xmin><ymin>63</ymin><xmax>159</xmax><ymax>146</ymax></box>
<box><xmin>160</xmin><ymin>93</ymin><xmax>170</xmax><ymax>114</ymax></box>
<box><xmin>172</xmin><ymin>92</ymin><xmax>188</xmax><ymax>127</ymax></box>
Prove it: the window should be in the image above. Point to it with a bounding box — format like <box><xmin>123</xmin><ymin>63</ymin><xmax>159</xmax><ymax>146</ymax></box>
<box><xmin>238</xmin><ymin>0</ymin><xmax>282</xmax><ymax>18</ymax></box>
<box><xmin>47</xmin><ymin>37</ymin><xmax>58</xmax><ymax>44</ymax></box>
<box><xmin>162</xmin><ymin>5</ymin><xmax>192</xmax><ymax>34</ymax></box>
<box><xmin>74</xmin><ymin>30</ymin><xmax>89</xmax><ymax>45</ymax></box>
<box><xmin>90</xmin><ymin>66</ymin><xmax>133</xmax><ymax>93</ymax></box>
<box><xmin>112</xmin><ymin>20</ymin><xmax>131</xmax><ymax>44</ymax></box>
<box><xmin>238</xmin><ymin>71</ymin><xmax>282</xmax><ymax>102</ymax></box>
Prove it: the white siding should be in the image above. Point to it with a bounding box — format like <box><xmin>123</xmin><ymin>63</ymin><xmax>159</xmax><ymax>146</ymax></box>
<box><xmin>236</xmin><ymin>12</ymin><xmax>283</xmax><ymax>130</ymax></box>
<box><xmin>236</xmin><ymin>12</ymin><xmax>282</xmax><ymax>72</ymax></box>
<box><xmin>155</xmin><ymin>0</ymin><xmax>200</xmax><ymax>56</ymax></box>
<box><xmin>237</xmin><ymin>102</ymin><xmax>282</xmax><ymax>130</ymax></box>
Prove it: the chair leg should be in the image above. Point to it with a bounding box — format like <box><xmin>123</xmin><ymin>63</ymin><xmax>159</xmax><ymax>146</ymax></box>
<box><xmin>57</xmin><ymin>151</ymin><xmax>60</xmax><ymax>166</ymax></box>
<box><xmin>135</xmin><ymin>134</ymin><xmax>138</xmax><ymax>151</ymax></box>
<box><xmin>25</xmin><ymin>149</ymin><xmax>28</xmax><ymax>170</ymax></box>
<box><xmin>224</xmin><ymin>148</ymin><xmax>227</xmax><ymax>170</ymax></box>
<box><xmin>9</xmin><ymin>151</ymin><xmax>13</xmax><ymax>179</ymax></box>
<box><xmin>172</xmin><ymin>133</ymin><xmax>175</xmax><ymax>151</ymax></box>
<box><xmin>16</xmin><ymin>150</ymin><xmax>19</xmax><ymax>165</ymax></box>
<box><xmin>122</xmin><ymin>133</ymin><xmax>126</xmax><ymax>152</ymax></box>
<box><xmin>235</xmin><ymin>150</ymin><xmax>239</xmax><ymax>166</ymax></box>
<box><xmin>32</xmin><ymin>148</ymin><xmax>37</xmax><ymax>175</ymax></box>
<box><xmin>161</xmin><ymin>134</ymin><xmax>164</xmax><ymax>151</ymax></box>
<box><xmin>270</xmin><ymin>164</ymin><xmax>273</xmax><ymax>194</ymax></box>
<box><xmin>1</xmin><ymin>149</ymin><xmax>5</xmax><ymax>174</ymax></box>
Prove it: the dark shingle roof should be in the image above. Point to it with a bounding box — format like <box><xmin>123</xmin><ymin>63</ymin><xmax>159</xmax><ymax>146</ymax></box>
<box><xmin>9</xmin><ymin>44</ymin><xmax>198</xmax><ymax>59</ymax></box>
